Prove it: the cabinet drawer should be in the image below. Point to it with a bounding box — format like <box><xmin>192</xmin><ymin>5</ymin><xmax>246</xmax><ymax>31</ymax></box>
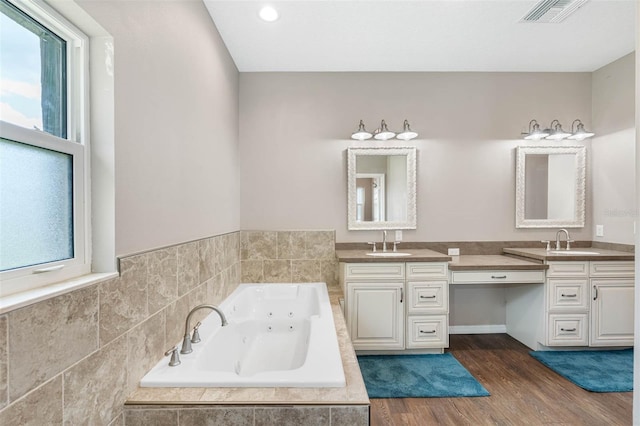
<box><xmin>406</xmin><ymin>262</ymin><xmax>448</xmax><ymax>280</ymax></box>
<box><xmin>590</xmin><ymin>261</ymin><xmax>635</xmax><ymax>277</ymax></box>
<box><xmin>547</xmin><ymin>279</ymin><xmax>589</xmax><ymax>312</ymax></box>
<box><xmin>344</xmin><ymin>263</ymin><xmax>405</xmax><ymax>280</ymax></box>
<box><xmin>407</xmin><ymin>281</ymin><xmax>448</xmax><ymax>314</ymax></box>
<box><xmin>406</xmin><ymin>315</ymin><xmax>449</xmax><ymax>349</ymax></box>
<box><xmin>546</xmin><ymin>262</ymin><xmax>588</xmax><ymax>278</ymax></box>
<box><xmin>450</xmin><ymin>270</ymin><xmax>545</xmax><ymax>284</ymax></box>
<box><xmin>547</xmin><ymin>313</ymin><xmax>588</xmax><ymax>346</ymax></box>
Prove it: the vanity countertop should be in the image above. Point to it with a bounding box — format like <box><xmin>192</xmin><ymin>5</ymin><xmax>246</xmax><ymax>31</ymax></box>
<box><xmin>503</xmin><ymin>247</ymin><xmax>634</xmax><ymax>262</ymax></box>
<box><xmin>448</xmin><ymin>255</ymin><xmax>548</xmax><ymax>271</ymax></box>
<box><xmin>335</xmin><ymin>248</ymin><xmax>451</xmax><ymax>263</ymax></box>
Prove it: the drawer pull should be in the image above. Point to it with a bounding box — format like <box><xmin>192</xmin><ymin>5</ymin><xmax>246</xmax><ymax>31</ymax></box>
<box><xmin>419</xmin><ymin>295</ymin><xmax>437</xmax><ymax>299</ymax></box>
<box><xmin>561</xmin><ymin>293</ymin><xmax>577</xmax><ymax>298</ymax></box>
<box><xmin>560</xmin><ymin>328</ymin><xmax>577</xmax><ymax>332</ymax></box>
<box><xmin>593</xmin><ymin>285</ymin><xmax>598</xmax><ymax>301</ymax></box>
<box><xmin>420</xmin><ymin>330</ymin><xmax>436</xmax><ymax>334</ymax></box>
<box><xmin>491</xmin><ymin>275</ymin><xmax>507</xmax><ymax>279</ymax></box>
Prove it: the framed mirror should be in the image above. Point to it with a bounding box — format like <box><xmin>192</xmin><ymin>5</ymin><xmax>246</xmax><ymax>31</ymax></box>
<box><xmin>515</xmin><ymin>145</ymin><xmax>586</xmax><ymax>228</ymax></box>
<box><xmin>347</xmin><ymin>147</ymin><xmax>417</xmax><ymax>230</ymax></box>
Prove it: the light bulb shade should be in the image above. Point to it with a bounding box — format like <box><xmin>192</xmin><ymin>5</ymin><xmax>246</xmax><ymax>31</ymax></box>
<box><xmin>373</xmin><ymin>120</ymin><xmax>396</xmax><ymax>140</ymax></box>
<box><xmin>568</xmin><ymin>121</ymin><xmax>595</xmax><ymax>140</ymax></box>
<box><xmin>396</xmin><ymin>119</ymin><xmax>418</xmax><ymax>140</ymax></box>
<box><xmin>522</xmin><ymin>121</ymin><xmax>549</xmax><ymax>140</ymax></box>
<box><xmin>351</xmin><ymin>120</ymin><xmax>372</xmax><ymax>140</ymax></box>
<box><xmin>545</xmin><ymin>120</ymin><xmax>571</xmax><ymax>140</ymax></box>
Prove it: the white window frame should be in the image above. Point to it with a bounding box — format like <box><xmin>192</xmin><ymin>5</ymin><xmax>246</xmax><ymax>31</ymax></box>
<box><xmin>0</xmin><ymin>0</ymin><xmax>91</xmax><ymax>297</ymax></box>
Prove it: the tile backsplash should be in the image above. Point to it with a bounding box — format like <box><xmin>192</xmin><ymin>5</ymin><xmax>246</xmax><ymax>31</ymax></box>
<box><xmin>0</xmin><ymin>231</ymin><xmax>240</xmax><ymax>425</ymax></box>
<box><xmin>240</xmin><ymin>230</ymin><xmax>338</xmax><ymax>286</ymax></box>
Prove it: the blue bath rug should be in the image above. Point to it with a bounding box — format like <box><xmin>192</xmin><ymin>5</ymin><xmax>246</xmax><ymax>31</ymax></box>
<box><xmin>357</xmin><ymin>353</ymin><xmax>490</xmax><ymax>398</ymax></box>
<box><xmin>530</xmin><ymin>348</ymin><xmax>633</xmax><ymax>392</ymax></box>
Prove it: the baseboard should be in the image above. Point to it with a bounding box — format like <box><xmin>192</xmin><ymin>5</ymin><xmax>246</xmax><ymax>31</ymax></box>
<box><xmin>449</xmin><ymin>325</ymin><xmax>507</xmax><ymax>334</ymax></box>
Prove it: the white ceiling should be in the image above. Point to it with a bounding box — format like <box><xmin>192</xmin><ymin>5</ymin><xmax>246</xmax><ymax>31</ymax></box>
<box><xmin>203</xmin><ymin>0</ymin><xmax>636</xmax><ymax>72</ymax></box>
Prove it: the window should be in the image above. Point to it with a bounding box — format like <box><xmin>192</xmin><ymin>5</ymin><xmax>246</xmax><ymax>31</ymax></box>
<box><xmin>0</xmin><ymin>0</ymin><xmax>89</xmax><ymax>297</ymax></box>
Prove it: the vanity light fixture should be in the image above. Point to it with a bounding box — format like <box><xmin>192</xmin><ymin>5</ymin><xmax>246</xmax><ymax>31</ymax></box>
<box><xmin>373</xmin><ymin>120</ymin><xmax>396</xmax><ymax>140</ymax></box>
<box><xmin>521</xmin><ymin>119</ymin><xmax>549</xmax><ymax>140</ymax></box>
<box><xmin>545</xmin><ymin>119</ymin><xmax>572</xmax><ymax>140</ymax></box>
<box><xmin>567</xmin><ymin>119</ymin><xmax>595</xmax><ymax>140</ymax></box>
<box><xmin>351</xmin><ymin>120</ymin><xmax>373</xmax><ymax>140</ymax></box>
<box><xmin>351</xmin><ymin>119</ymin><xmax>418</xmax><ymax>141</ymax></box>
<box><xmin>396</xmin><ymin>120</ymin><xmax>418</xmax><ymax>141</ymax></box>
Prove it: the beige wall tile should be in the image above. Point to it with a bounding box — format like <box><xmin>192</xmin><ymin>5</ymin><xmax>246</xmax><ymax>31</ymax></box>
<box><xmin>178</xmin><ymin>241</ymin><xmax>200</xmax><ymax>296</ymax></box>
<box><xmin>8</xmin><ymin>286</ymin><xmax>99</xmax><ymax>401</ymax></box>
<box><xmin>108</xmin><ymin>412</ymin><xmax>125</xmax><ymax>426</ymax></box>
<box><xmin>0</xmin><ymin>376</ymin><xmax>62</xmax><ymax>426</ymax></box>
<box><xmin>179</xmin><ymin>407</ymin><xmax>254</xmax><ymax>425</ymax></box>
<box><xmin>263</xmin><ymin>260</ymin><xmax>292</xmax><ymax>283</ymax></box>
<box><xmin>241</xmin><ymin>260</ymin><xmax>263</xmax><ymax>283</ymax></box>
<box><xmin>127</xmin><ymin>311</ymin><xmax>166</xmax><ymax>393</ymax></box>
<box><xmin>198</xmin><ymin>238</ymin><xmax>217</xmax><ymax>283</ymax></box>
<box><xmin>292</xmin><ymin>260</ymin><xmax>322</xmax><ymax>282</ymax></box>
<box><xmin>241</xmin><ymin>231</ymin><xmax>277</xmax><ymax>260</ymax></box>
<box><xmin>225</xmin><ymin>232</ymin><xmax>240</xmax><ymax>270</ymax></box>
<box><xmin>277</xmin><ymin>231</ymin><xmax>306</xmax><ymax>259</ymax></box>
<box><xmin>305</xmin><ymin>231</ymin><xmax>335</xmax><ymax>260</ymax></box>
<box><xmin>148</xmin><ymin>247</ymin><xmax>178</xmax><ymax>315</ymax></box>
<box><xmin>320</xmin><ymin>259</ymin><xmax>339</xmax><ymax>287</ymax></box>
<box><xmin>254</xmin><ymin>406</ymin><xmax>330</xmax><ymax>426</ymax></box>
<box><xmin>100</xmin><ymin>268</ymin><xmax>149</xmax><ymax>347</ymax></box>
<box><xmin>330</xmin><ymin>406</ymin><xmax>369</xmax><ymax>426</ymax></box>
<box><xmin>63</xmin><ymin>336</ymin><xmax>128</xmax><ymax>426</ymax></box>
<box><xmin>125</xmin><ymin>409</ymin><xmax>178</xmax><ymax>426</ymax></box>
<box><xmin>164</xmin><ymin>293</ymin><xmax>192</xmax><ymax>348</ymax></box>
<box><xmin>0</xmin><ymin>315</ymin><xmax>7</xmax><ymax>410</ymax></box>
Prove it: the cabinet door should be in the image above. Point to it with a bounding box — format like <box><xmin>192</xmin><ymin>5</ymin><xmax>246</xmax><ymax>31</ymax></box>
<box><xmin>591</xmin><ymin>279</ymin><xmax>634</xmax><ymax>346</ymax></box>
<box><xmin>347</xmin><ymin>282</ymin><xmax>404</xmax><ymax>350</ymax></box>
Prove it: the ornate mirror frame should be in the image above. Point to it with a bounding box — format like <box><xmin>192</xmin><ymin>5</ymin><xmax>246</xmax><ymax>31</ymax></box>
<box><xmin>515</xmin><ymin>145</ymin><xmax>586</xmax><ymax>228</ymax></box>
<box><xmin>347</xmin><ymin>147</ymin><xmax>417</xmax><ymax>230</ymax></box>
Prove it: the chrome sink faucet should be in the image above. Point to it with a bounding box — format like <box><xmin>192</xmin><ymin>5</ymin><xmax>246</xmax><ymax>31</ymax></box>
<box><xmin>555</xmin><ymin>229</ymin><xmax>573</xmax><ymax>250</ymax></box>
<box><xmin>180</xmin><ymin>304</ymin><xmax>228</xmax><ymax>354</ymax></box>
<box><xmin>382</xmin><ymin>230</ymin><xmax>388</xmax><ymax>252</ymax></box>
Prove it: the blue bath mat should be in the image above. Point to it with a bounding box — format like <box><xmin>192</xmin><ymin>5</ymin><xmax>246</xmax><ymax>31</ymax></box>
<box><xmin>530</xmin><ymin>348</ymin><xmax>633</xmax><ymax>392</ymax></box>
<box><xmin>357</xmin><ymin>353</ymin><xmax>490</xmax><ymax>398</ymax></box>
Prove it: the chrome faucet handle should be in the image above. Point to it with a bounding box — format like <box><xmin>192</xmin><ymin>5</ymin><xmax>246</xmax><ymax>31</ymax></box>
<box><xmin>191</xmin><ymin>321</ymin><xmax>202</xmax><ymax>343</ymax></box>
<box><xmin>393</xmin><ymin>241</ymin><xmax>400</xmax><ymax>252</ymax></box>
<box><xmin>566</xmin><ymin>240</ymin><xmax>574</xmax><ymax>250</ymax></box>
<box><xmin>541</xmin><ymin>240</ymin><xmax>551</xmax><ymax>251</ymax></box>
<box><xmin>367</xmin><ymin>242</ymin><xmax>377</xmax><ymax>252</ymax></box>
<box><xmin>164</xmin><ymin>346</ymin><xmax>181</xmax><ymax>367</ymax></box>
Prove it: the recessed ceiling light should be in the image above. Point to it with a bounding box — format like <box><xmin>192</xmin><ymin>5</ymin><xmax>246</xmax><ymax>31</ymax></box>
<box><xmin>259</xmin><ymin>6</ymin><xmax>279</xmax><ymax>22</ymax></box>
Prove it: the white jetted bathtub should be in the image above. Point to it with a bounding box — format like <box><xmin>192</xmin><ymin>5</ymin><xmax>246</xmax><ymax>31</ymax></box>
<box><xmin>140</xmin><ymin>282</ymin><xmax>346</xmax><ymax>387</ymax></box>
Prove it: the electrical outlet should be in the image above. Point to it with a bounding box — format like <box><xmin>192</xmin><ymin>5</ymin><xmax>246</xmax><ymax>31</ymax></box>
<box><xmin>395</xmin><ymin>230</ymin><xmax>403</xmax><ymax>241</ymax></box>
<box><xmin>448</xmin><ymin>248</ymin><xmax>460</xmax><ymax>256</ymax></box>
<box><xmin>596</xmin><ymin>225</ymin><xmax>604</xmax><ymax>237</ymax></box>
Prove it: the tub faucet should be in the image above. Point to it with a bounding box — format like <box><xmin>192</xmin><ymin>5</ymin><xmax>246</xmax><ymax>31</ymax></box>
<box><xmin>555</xmin><ymin>229</ymin><xmax>572</xmax><ymax>250</ymax></box>
<box><xmin>382</xmin><ymin>230</ymin><xmax>388</xmax><ymax>252</ymax></box>
<box><xmin>180</xmin><ymin>304</ymin><xmax>228</xmax><ymax>354</ymax></box>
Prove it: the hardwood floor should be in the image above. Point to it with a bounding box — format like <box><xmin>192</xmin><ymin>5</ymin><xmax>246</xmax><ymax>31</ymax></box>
<box><xmin>369</xmin><ymin>334</ymin><xmax>632</xmax><ymax>425</ymax></box>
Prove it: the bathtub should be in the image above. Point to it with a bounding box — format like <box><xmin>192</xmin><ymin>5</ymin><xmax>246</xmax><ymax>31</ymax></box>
<box><xmin>140</xmin><ymin>282</ymin><xmax>346</xmax><ymax>388</ymax></box>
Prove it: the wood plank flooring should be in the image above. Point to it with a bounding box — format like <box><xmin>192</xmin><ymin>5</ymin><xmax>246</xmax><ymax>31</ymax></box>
<box><xmin>369</xmin><ymin>334</ymin><xmax>632</xmax><ymax>425</ymax></box>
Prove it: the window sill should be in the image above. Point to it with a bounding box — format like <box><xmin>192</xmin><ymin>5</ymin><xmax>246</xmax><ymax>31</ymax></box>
<box><xmin>0</xmin><ymin>271</ymin><xmax>118</xmax><ymax>315</ymax></box>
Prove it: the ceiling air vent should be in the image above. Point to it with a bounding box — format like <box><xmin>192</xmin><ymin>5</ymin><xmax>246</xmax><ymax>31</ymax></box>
<box><xmin>520</xmin><ymin>0</ymin><xmax>590</xmax><ymax>23</ymax></box>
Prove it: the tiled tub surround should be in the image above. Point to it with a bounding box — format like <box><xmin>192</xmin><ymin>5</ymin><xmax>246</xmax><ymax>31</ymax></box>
<box><xmin>0</xmin><ymin>232</ymin><xmax>241</xmax><ymax>426</ymax></box>
<box><xmin>125</xmin><ymin>299</ymin><xmax>369</xmax><ymax>426</ymax></box>
<box><xmin>241</xmin><ymin>230</ymin><xmax>339</xmax><ymax>286</ymax></box>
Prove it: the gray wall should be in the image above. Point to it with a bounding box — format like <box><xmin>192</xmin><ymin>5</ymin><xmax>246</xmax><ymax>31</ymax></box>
<box><xmin>239</xmin><ymin>72</ymin><xmax>594</xmax><ymax>243</ymax></box>
<box><xmin>592</xmin><ymin>53</ymin><xmax>636</xmax><ymax>245</ymax></box>
<box><xmin>79</xmin><ymin>0</ymin><xmax>241</xmax><ymax>256</ymax></box>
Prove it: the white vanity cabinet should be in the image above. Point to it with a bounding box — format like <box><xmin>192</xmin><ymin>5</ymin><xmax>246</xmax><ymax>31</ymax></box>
<box><xmin>543</xmin><ymin>260</ymin><xmax>634</xmax><ymax>347</ymax></box>
<box><xmin>341</xmin><ymin>262</ymin><xmax>449</xmax><ymax>353</ymax></box>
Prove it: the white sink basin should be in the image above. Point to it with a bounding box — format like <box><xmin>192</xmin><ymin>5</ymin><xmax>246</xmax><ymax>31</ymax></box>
<box><xmin>548</xmin><ymin>250</ymin><xmax>599</xmax><ymax>255</ymax></box>
<box><xmin>366</xmin><ymin>252</ymin><xmax>412</xmax><ymax>257</ymax></box>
